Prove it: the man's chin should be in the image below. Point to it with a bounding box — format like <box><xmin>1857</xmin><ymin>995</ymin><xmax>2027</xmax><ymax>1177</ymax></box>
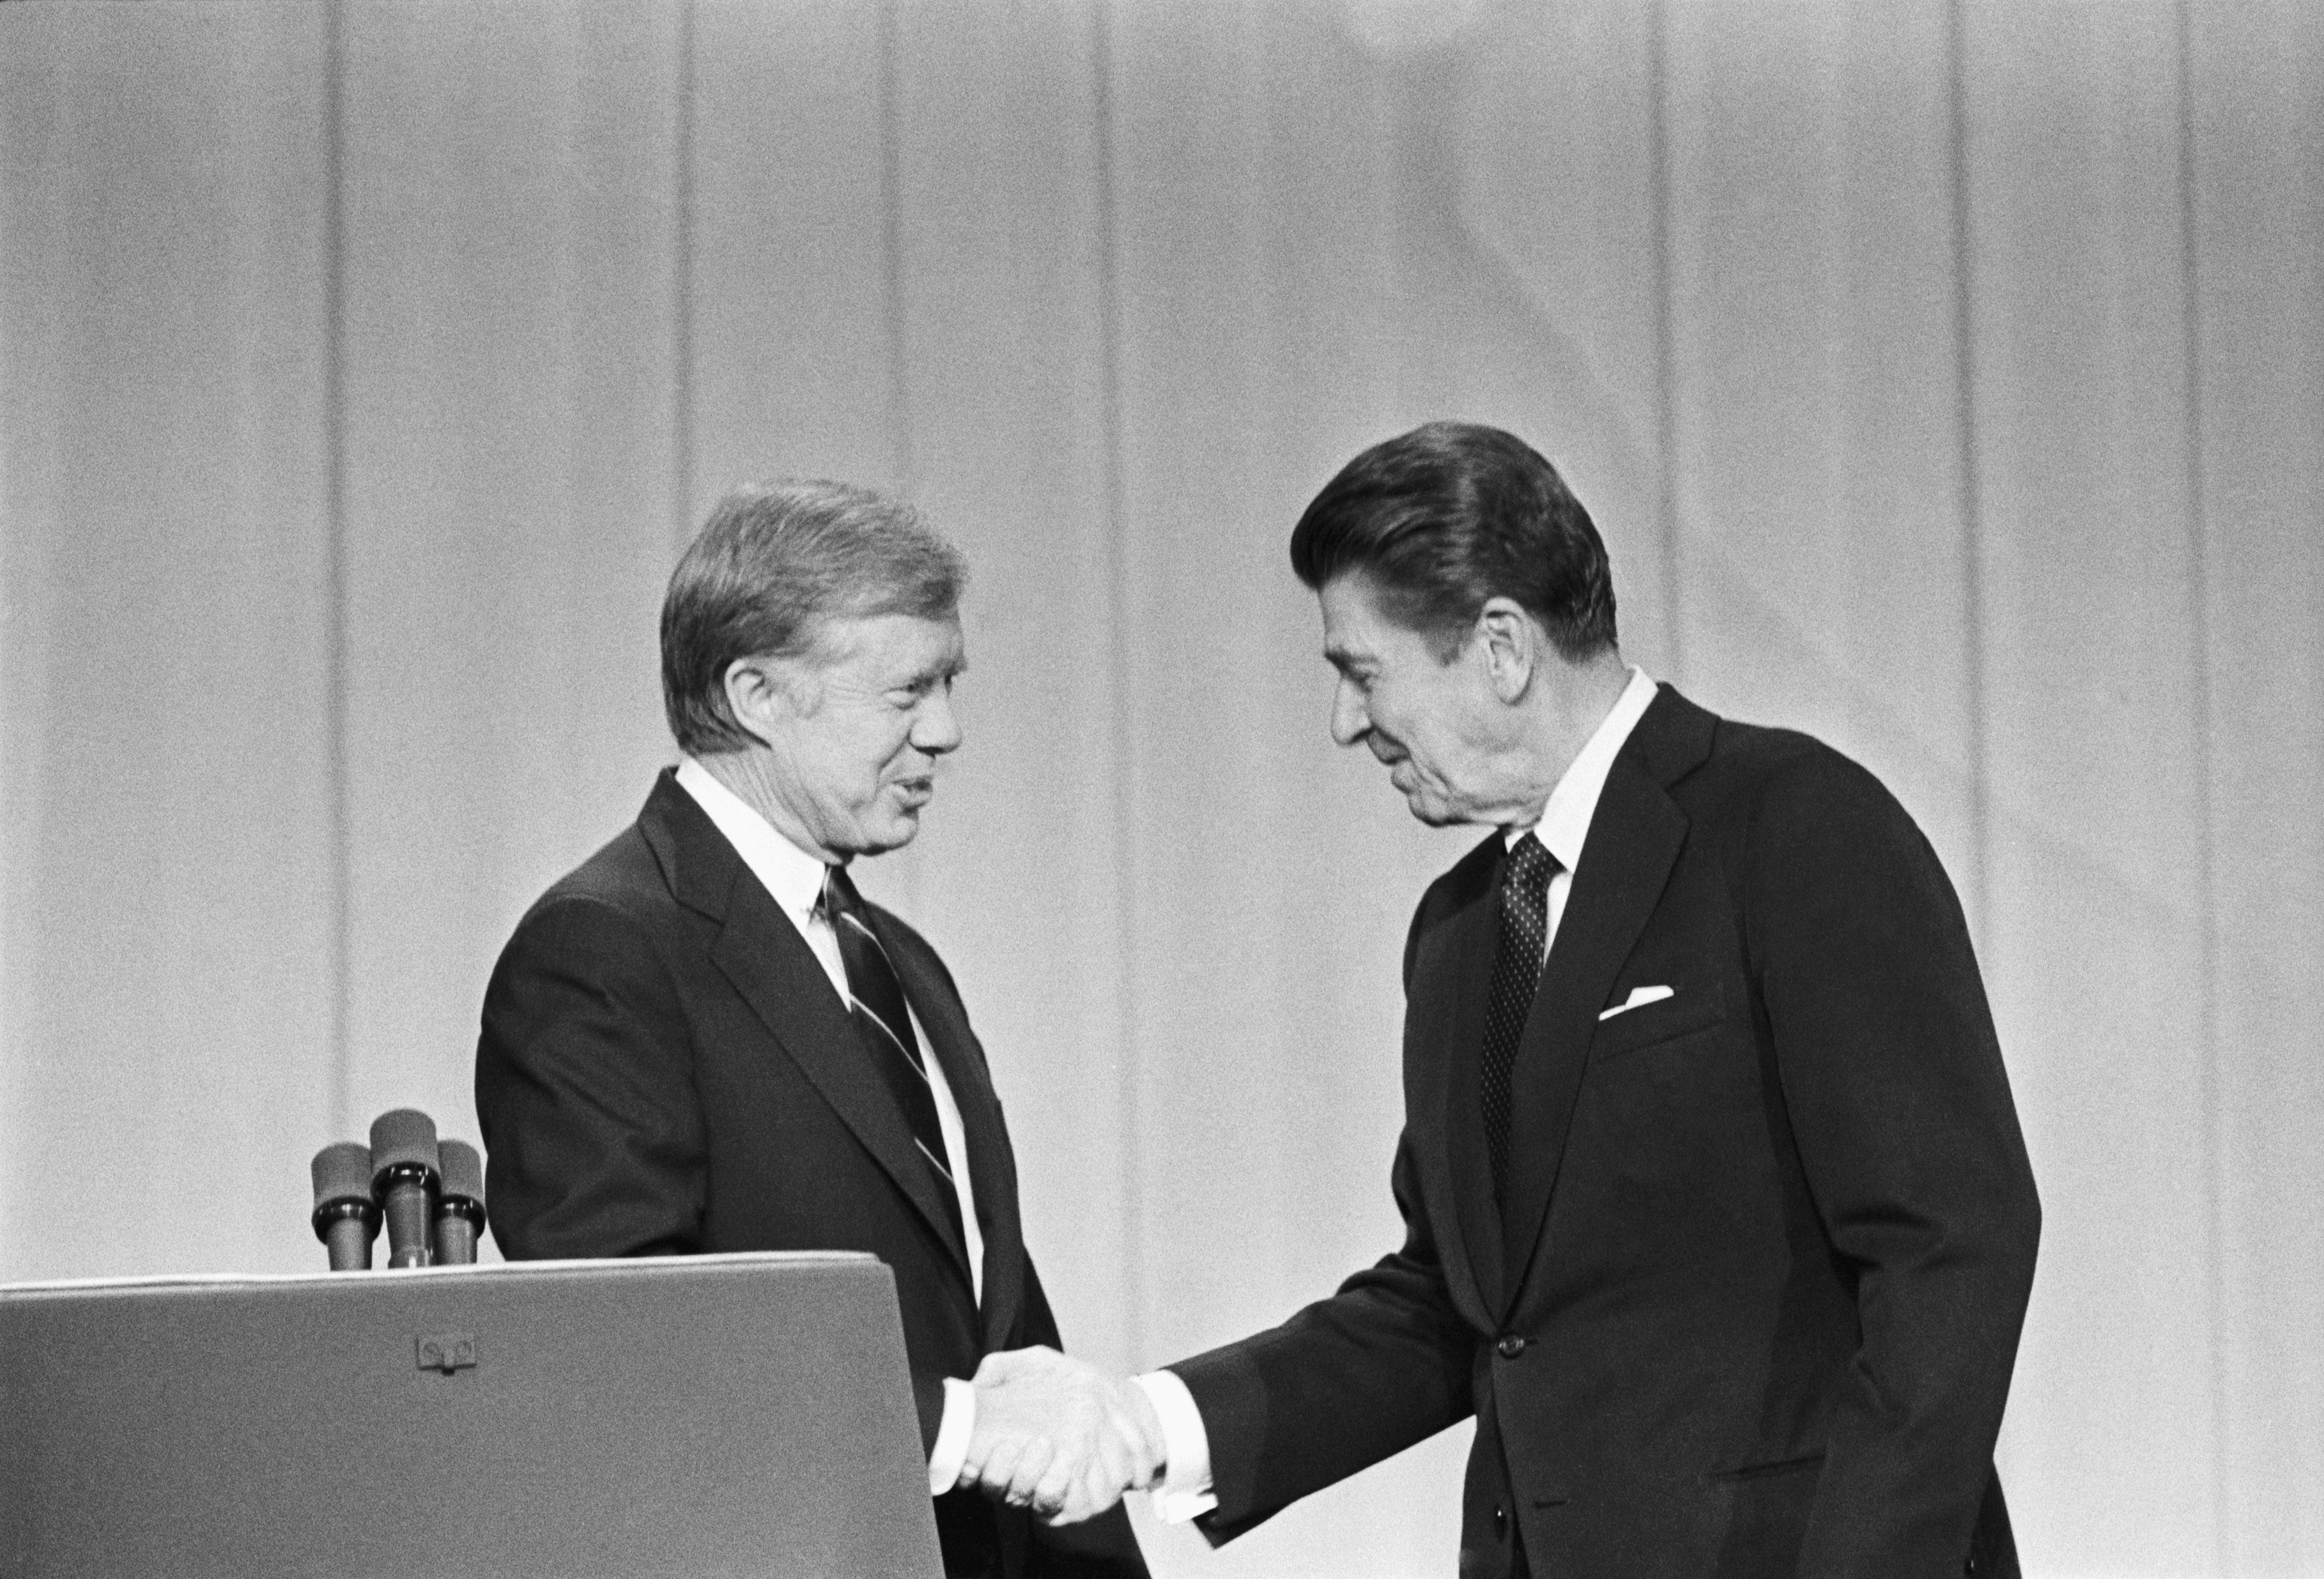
<box><xmin>870</xmin><ymin>807</ymin><xmax>926</xmax><ymax>851</ymax></box>
<box><xmin>1401</xmin><ymin>791</ymin><xmax>1463</xmax><ymax>828</ymax></box>
<box><xmin>833</xmin><ymin>810</ymin><xmax>925</xmax><ymax>861</ymax></box>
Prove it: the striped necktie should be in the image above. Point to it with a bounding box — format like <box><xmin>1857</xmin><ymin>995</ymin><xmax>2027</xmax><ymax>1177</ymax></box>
<box><xmin>822</xmin><ymin>867</ymin><xmax>965</xmax><ymax>1247</ymax></box>
<box><xmin>1481</xmin><ymin>831</ymin><xmax>1559</xmax><ymax>1205</ymax></box>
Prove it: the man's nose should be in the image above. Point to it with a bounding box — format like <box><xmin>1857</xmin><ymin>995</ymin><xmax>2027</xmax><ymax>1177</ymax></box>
<box><xmin>914</xmin><ymin>689</ymin><xmax>963</xmax><ymax>755</ymax></box>
<box><xmin>1329</xmin><ymin>677</ymin><xmax>1369</xmax><ymax>748</ymax></box>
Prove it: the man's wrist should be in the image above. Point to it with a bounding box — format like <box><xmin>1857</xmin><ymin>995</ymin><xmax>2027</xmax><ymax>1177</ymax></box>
<box><xmin>1132</xmin><ymin>1369</ymin><xmax>1218</xmax><ymax>1521</ymax></box>
<box><xmin>1118</xmin><ymin>1371</ymin><xmax>1166</xmax><ymax>1483</ymax></box>
<box><xmin>926</xmin><ymin>1376</ymin><xmax>976</xmax><ymax>1495</ymax></box>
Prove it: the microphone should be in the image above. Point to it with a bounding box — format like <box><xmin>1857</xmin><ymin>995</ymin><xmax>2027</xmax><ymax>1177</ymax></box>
<box><xmin>310</xmin><ymin>1143</ymin><xmax>381</xmax><ymax>1271</ymax></box>
<box><xmin>369</xmin><ymin>1108</ymin><xmax>440</xmax><ymax>1268</ymax></box>
<box><xmin>432</xmin><ymin>1139</ymin><xmax>486</xmax><ymax>1265</ymax></box>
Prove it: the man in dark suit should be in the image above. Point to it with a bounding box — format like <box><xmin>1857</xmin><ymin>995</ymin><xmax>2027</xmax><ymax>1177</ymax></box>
<box><xmin>971</xmin><ymin>424</ymin><xmax>2040</xmax><ymax>1577</ymax></box>
<box><xmin>476</xmin><ymin>480</ymin><xmax>1151</xmax><ymax>1579</ymax></box>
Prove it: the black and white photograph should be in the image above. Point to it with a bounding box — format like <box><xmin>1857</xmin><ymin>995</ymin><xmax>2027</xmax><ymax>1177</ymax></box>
<box><xmin>1</xmin><ymin>2</ymin><xmax>2318</xmax><ymax>1576</ymax></box>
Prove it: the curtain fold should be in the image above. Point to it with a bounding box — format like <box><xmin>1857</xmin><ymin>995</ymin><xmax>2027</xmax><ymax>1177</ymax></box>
<box><xmin>3</xmin><ymin>1</ymin><xmax>2316</xmax><ymax>1572</ymax></box>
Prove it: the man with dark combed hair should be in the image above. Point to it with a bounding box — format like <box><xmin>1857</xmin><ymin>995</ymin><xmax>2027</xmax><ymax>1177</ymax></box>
<box><xmin>966</xmin><ymin>423</ymin><xmax>2040</xmax><ymax>1579</ymax></box>
<box><xmin>1288</xmin><ymin>420</ymin><xmax>1617</xmax><ymax>663</ymax></box>
<box><xmin>477</xmin><ymin>479</ymin><xmax>1153</xmax><ymax>1579</ymax></box>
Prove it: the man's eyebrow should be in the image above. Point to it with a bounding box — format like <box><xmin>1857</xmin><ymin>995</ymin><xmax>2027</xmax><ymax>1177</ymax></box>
<box><xmin>1323</xmin><ymin>643</ymin><xmax>1367</xmax><ymax>670</ymax></box>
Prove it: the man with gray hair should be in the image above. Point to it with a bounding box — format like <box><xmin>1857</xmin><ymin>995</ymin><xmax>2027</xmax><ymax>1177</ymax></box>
<box><xmin>476</xmin><ymin>480</ymin><xmax>1152</xmax><ymax>1578</ymax></box>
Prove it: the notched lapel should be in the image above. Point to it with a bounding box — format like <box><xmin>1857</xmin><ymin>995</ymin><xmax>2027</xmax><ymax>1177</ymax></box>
<box><xmin>709</xmin><ymin>881</ymin><xmax>975</xmax><ymax>1290</ymax></box>
<box><xmin>1405</xmin><ymin>848</ymin><xmax>1505</xmax><ymax>1327</ymax></box>
<box><xmin>873</xmin><ymin>910</ymin><xmax>1024</xmax><ymax>1344</ymax></box>
<box><xmin>1497</xmin><ymin>756</ymin><xmax>1688</xmax><ymax>1312</ymax></box>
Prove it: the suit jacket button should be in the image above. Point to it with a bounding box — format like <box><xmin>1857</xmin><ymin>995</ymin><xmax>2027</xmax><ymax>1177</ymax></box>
<box><xmin>1495</xmin><ymin>1334</ymin><xmax>1527</xmax><ymax>1359</ymax></box>
<box><xmin>1492</xmin><ymin>1504</ymin><xmax>1508</xmax><ymax>1538</ymax></box>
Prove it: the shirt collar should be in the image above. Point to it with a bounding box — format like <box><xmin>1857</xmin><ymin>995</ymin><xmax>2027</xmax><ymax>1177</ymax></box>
<box><xmin>1505</xmin><ymin>666</ymin><xmax>1660</xmax><ymax>868</ymax></box>
<box><xmin>673</xmin><ymin>756</ymin><xmax>834</xmax><ymax>925</ymax></box>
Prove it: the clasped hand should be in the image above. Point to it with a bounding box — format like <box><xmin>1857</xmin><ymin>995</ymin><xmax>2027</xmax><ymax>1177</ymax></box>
<box><xmin>954</xmin><ymin>1347</ymin><xmax>1163</xmax><ymax>1525</ymax></box>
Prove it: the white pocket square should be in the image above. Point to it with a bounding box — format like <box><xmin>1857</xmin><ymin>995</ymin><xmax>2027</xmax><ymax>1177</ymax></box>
<box><xmin>1599</xmin><ymin>984</ymin><xmax>1675</xmax><ymax>1021</ymax></box>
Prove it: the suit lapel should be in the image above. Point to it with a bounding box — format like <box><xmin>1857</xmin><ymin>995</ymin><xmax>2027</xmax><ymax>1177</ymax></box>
<box><xmin>1405</xmin><ymin>839</ymin><xmax>1505</xmax><ymax>1326</ymax></box>
<box><xmin>708</xmin><ymin>882</ymin><xmax>976</xmax><ymax>1290</ymax></box>
<box><xmin>1495</xmin><ymin>689</ymin><xmax>1711</xmax><ymax>1313</ymax></box>
<box><xmin>876</xmin><ymin>911</ymin><xmax>1025</xmax><ymax>1346</ymax></box>
<box><xmin>639</xmin><ymin>773</ymin><xmax>977</xmax><ymax>1293</ymax></box>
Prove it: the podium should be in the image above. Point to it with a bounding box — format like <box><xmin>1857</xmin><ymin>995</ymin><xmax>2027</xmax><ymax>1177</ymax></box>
<box><xmin>0</xmin><ymin>1251</ymin><xmax>944</xmax><ymax>1578</ymax></box>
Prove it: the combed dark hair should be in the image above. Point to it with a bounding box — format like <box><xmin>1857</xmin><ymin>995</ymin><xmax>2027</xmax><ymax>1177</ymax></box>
<box><xmin>661</xmin><ymin>479</ymin><xmax>966</xmax><ymax>754</ymax></box>
<box><xmin>1288</xmin><ymin>422</ymin><xmax>1617</xmax><ymax>661</ymax></box>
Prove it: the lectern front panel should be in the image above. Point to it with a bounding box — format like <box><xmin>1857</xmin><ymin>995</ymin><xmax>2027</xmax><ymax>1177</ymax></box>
<box><xmin>0</xmin><ymin>1251</ymin><xmax>943</xmax><ymax>1578</ymax></box>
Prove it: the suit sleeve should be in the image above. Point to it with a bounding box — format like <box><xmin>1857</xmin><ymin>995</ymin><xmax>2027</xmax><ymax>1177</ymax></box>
<box><xmin>475</xmin><ymin>894</ymin><xmax>709</xmax><ymax>1259</ymax></box>
<box><xmin>1166</xmin><ymin>1127</ymin><xmax>1477</xmax><ymax>1544</ymax></box>
<box><xmin>1746</xmin><ymin>753</ymin><xmax>2040</xmax><ymax>1576</ymax></box>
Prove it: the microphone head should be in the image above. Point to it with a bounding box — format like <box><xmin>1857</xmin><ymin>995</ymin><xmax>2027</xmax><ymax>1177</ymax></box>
<box><xmin>437</xmin><ymin>1139</ymin><xmax>484</xmax><ymax>1206</ymax></box>
<box><xmin>311</xmin><ymin>1142</ymin><xmax>374</xmax><ymax>1210</ymax></box>
<box><xmin>368</xmin><ymin>1107</ymin><xmax>440</xmax><ymax>1183</ymax></box>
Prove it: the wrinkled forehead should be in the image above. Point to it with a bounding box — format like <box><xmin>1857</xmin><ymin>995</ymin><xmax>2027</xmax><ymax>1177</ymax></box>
<box><xmin>1318</xmin><ymin>573</ymin><xmax>1404</xmax><ymax>659</ymax></box>
<box><xmin>800</xmin><ymin>608</ymin><xmax>967</xmax><ymax>680</ymax></box>
<box><xmin>1318</xmin><ymin>569</ymin><xmax>1479</xmax><ymax>670</ymax></box>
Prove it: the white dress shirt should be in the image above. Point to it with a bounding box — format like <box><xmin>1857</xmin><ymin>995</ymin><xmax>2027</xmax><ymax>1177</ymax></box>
<box><xmin>1507</xmin><ymin>665</ymin><xmax>1661</xmax><ymax>961</ymax></box>
<box><xmin>673</xmin><ymin>758</ymin><xmax>985</xmax><ymax>1493</ymax></box>
<box><xmin>1137</xmin><ymin>667</ymin><xmax>1661</xmax><ymax>1522</ymax></box>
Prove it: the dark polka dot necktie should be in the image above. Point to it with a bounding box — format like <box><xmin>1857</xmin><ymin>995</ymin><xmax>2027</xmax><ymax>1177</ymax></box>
<box><xmin>822</xmin><ymin>866</ymin><xmax>965</xmax><ymax>1247</ymax></box>
<box><xmin>1481</xmin><ymin>832</ymin><xmax>1559</xmax><ymax>1206</ymax></box>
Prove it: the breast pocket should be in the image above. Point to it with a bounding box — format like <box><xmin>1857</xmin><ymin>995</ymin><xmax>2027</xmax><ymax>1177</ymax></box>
<box><xmin>1588</xmin><ymin>976</ymin><xmax>1732</xmax><ymax>1065</ymax></box>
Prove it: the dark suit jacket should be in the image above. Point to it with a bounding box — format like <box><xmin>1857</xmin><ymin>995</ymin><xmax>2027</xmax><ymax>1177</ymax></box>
<box><xmin>1171</xmin><ymin>687</ymin><xmax>2040</xmax><ymax>1579</ymax></box>
<box><xmin>475</xmin><ymin>769</ymin><xmax>1146</xmax><ymax>1579</ymax></box>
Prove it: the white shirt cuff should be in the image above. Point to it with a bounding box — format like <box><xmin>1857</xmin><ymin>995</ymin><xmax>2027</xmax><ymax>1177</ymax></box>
<box><xmin>1133</xmin><ymin>1370</ymin><xmax>1218</xmax><ymax>1522</ymax></box>
<box><xmin>927</xmin><ymin>1376</ymin><xmax>975</xmax><ymax>1496</ymax></box>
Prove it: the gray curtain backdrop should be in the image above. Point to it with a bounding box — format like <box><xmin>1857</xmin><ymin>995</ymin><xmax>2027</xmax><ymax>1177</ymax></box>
<box><xmin>3</xmin><ymin>2</ymin><xmax>2318</xmax><ymax>1574</ymax></box>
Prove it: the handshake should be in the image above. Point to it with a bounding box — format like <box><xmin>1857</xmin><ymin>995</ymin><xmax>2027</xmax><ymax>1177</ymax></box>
<box><xmin>950</xmin><ymin>1347</ymin><xmax>1169</xmax><ymax>1525</ymax></box>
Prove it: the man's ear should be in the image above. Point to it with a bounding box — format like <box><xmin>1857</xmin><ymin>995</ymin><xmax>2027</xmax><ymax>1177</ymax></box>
<box><xmin>721</xmin><ymin>657</ymin><xmax>803</xmax><ymax>746</ymax></box>
<box><xmin>1475</xmin><ymin>597</ymin><xmax>1539</xmax><ymax>704</ymax></box>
